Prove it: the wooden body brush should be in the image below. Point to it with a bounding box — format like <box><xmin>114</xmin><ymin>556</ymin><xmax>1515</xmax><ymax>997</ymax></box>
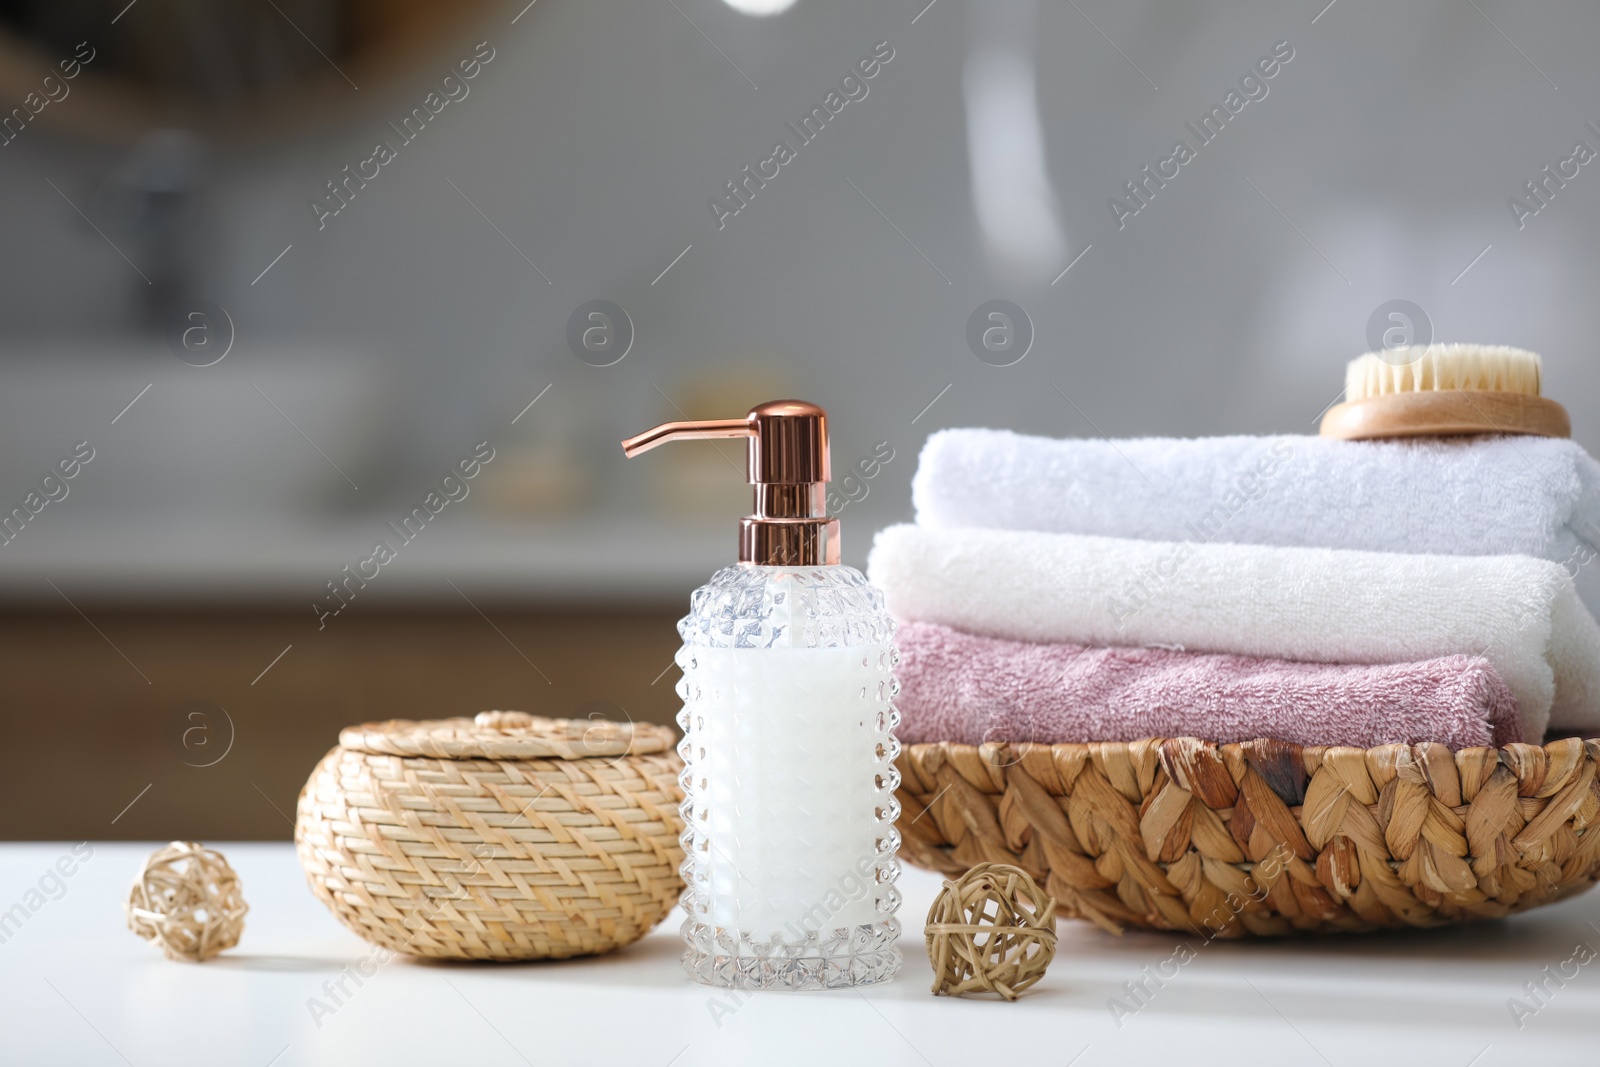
<box><xmin>1320</xmin><ymin>343</ymin><xmax>1570</xmax><ymax>440</ymax></box>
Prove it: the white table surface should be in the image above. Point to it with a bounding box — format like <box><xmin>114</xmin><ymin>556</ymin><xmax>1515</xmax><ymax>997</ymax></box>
<box><xmin>2</xmin><ymin>843</ymin><xmax>1597</xmax><ymax>1066</ymax></box>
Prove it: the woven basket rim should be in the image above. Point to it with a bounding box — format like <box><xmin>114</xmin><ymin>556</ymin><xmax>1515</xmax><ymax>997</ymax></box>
<box><xmin>899</xmin><ymin>736</ymin><xmax>1600</xmax><ymax>798</ymax></box>
<box><xmin>902</xmin><ymin>735</ymin><xmax>1599</xmax><ymax>759</ymax></box>
<box><xmin>337</xmin><ymin>710</ymin><xmax>674</xmax><ymax>760</ymax></box>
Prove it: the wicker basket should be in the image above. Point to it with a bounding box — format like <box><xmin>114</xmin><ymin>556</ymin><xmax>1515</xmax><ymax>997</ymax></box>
<box><xmin>894</xmin><ymin>736</ymin><xmax>1600</xmax><ymax>937</ymax></box>
<box><xmin>295</xmin><ymin>711</ymin><xmax>684</xmax><ymax>960</ymax></box>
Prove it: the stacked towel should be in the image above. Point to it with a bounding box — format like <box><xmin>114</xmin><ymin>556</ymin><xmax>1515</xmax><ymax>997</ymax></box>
<box><xmin>868</xmin><ymin>524</ymin><xmax>1600</xmax><ymax>743</ymax></box>
<box><xmin>896</xmin><ymin>622</ymin><xmax>1523</xmax><ymax>749</ymax></box>
<box><xmin>911</xmin><ymin>430</ymin><xmax>1600</xmax><ymax>616</ymax></box>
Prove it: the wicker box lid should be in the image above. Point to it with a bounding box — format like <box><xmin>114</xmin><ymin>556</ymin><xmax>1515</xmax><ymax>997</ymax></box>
<box><xmin>336</xmin><ymin>709</ymin><xmax>674</xmax><ymax>761</ymax></box>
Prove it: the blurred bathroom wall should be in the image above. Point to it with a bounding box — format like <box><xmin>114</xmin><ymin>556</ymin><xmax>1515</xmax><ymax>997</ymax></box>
<box><xmin>4</xmin><ymin>0</ymin><xmax>1600</xmax><ymax>596</ymax></box>
<box><xmin>5</xmin><ymin>0</ymin><xmax>1600</xmax><ymax>836</ymax></box>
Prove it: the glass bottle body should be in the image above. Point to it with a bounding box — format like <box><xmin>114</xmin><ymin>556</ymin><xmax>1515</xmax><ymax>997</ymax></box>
<box><xmin>676</xmin><ymin>563</ymin><xmax>903</xmax><ymax>990</ymax></box>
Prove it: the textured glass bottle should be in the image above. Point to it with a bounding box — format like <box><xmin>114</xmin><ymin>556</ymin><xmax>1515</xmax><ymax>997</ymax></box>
<box><xmin>676</xmin><ymin>563</ymin><xmax>903</xmax><ymax>990</ymax></box>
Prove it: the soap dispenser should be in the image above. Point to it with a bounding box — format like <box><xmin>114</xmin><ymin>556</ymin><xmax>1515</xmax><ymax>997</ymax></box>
<box><xmin>622</xmin><ymin>400</ymin><xmax>902</xmax><ymax>990</ymax></box>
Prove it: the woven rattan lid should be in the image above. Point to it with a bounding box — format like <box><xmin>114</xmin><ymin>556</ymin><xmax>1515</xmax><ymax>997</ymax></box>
<box><xmin>337</xmin><ymin>710</ymin><xmax>674</xmax><ymax>760</ymax></box>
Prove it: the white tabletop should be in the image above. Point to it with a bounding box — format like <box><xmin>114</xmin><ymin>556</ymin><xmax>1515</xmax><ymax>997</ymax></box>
<box><xmin>2</xmin><ymin>843</ymin><xmax>1595</xmax><ymax>1066</ymax></box>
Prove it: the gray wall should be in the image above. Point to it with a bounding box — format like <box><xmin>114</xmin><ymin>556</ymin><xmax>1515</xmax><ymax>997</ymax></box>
<box><xmin>3</xmin><ymin>0</ymin><xmax>1597</xmax><ymax>593</ymax></box>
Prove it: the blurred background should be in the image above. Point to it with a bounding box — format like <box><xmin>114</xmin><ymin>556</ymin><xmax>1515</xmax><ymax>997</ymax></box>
<box><xmin>2</xmin><ymin>0</ymin><xmax>1597</xmax><ymax>840</ymax></box>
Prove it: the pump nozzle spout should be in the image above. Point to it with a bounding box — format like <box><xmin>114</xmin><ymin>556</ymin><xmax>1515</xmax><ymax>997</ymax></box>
<box><xmin>620</xmin><ymin>418</ymin><xmax>752</xmax><ymax>458</ymax></box>
<box><xmin>620</xmin><ymin>399</ymin><xmax>839</xmax><ymax>566</ymax></box>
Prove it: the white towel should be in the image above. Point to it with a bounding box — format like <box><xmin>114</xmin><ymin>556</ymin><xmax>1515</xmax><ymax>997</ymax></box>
<box><xmin>867</xmin><ymin>524</ymin><xmax>1600</xmax><ymax>741</ymax></box>
<box><xmin>911</xmin><ymin>430</ymin><xmax>1600</xmax><ymax>616</ymax></box>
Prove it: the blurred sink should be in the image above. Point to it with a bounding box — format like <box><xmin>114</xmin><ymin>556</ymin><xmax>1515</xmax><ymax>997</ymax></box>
<box><xmin>0</xmin><ymin>341</ymin><xmax>385</xmax><ymax>516</ymax></box>
<box><xmin>0</xmin><ymin>343</ymin><xmax>730</xmax><ymax>604</ymax></box>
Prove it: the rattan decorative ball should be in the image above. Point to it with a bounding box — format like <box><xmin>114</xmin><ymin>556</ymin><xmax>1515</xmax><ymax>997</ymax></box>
<box><xmin>926</xmin><ymin>862</ymin><xmax>1058</xmax><ymax>1000</ymax></box>
<box><xmin>126</xmin><ymin>842</ymin><xmax>248</xmax><ymax>962</ymax></box>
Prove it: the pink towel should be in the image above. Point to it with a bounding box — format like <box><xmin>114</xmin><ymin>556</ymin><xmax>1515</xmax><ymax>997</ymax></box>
<box><xmin>895</xmin><ymin>622</ymin><xmax>1522</xmax><ymax>749</ymax></box>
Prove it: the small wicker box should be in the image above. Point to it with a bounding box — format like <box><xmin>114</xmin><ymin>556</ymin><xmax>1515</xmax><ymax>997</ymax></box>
<box><xmin>896</xmin><ymin>736</ymin><xmax>1600</xmax><ymax>937</ymax></box>
<box><xmin>295</xmin><ymin>711</ymin><xmax>684</xmax><ymax>960</ymax></box>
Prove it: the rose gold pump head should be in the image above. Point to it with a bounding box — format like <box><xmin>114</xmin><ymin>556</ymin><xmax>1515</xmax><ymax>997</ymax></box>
<box><xmin>621</xmin><ymin>400</ymin><xmax>840</xmax><ymax>566</ymax></box>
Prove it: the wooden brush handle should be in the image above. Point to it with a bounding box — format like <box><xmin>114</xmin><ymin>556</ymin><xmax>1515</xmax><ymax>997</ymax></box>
<box><xmin>1320</xmin><ymin>390</ymin><xmax>1570</xmax><ymax>440</ymax></box>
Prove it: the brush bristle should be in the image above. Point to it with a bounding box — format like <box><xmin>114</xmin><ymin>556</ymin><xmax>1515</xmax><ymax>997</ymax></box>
<box><xmin>1345</xmin><ymin>344</ymin><xmax>1542</xmax><ymax>401</ymax></box>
